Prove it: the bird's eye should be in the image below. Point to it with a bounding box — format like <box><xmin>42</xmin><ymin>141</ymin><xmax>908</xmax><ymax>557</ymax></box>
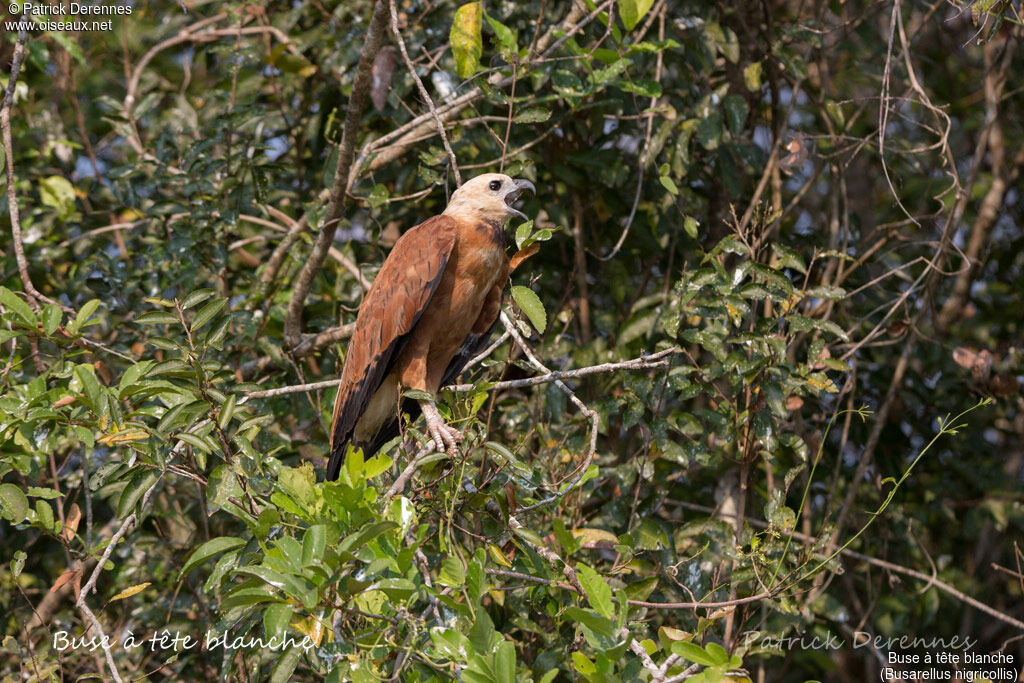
<box><xmin>488</xmin><ymin>180</ymin><xmax>502</xmax><ymax>191</ymax></box>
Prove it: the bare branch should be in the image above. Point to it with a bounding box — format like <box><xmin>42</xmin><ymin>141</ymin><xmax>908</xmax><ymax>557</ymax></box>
<box><xmin>242</xmin><ymin>347</ymin><xmax>676</xmax><ymax>399</ymax></box>
<box><xmin>387</xmin><ymin>0</ymin><xmax>461</xmax><ymax>185</ymax></box>
<box><xmin>499</xmin><ymin>311</ymin><xmax>599</xmax><ymax>513</ymax></box>
<box><xmin>283</xmin><ymin>0</ymin><xmax>390</xmax><ymax>351</ymax></box>
<box><xmin>2</xmin><ymin>13</ymin><xmax>63</xmax><ymax>313</ymax></box>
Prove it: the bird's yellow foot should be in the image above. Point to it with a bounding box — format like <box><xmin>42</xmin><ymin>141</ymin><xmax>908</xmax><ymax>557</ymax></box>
<box><xmin>421</xmin><ymin>399</ymin><xmax>463</xmax><ymax>453</ymax></box>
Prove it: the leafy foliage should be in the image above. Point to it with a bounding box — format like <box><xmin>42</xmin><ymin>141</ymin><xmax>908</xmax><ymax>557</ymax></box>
<box><xmin>2</xmin><ymin>1</ymin><xmax>1023</xmax><ymax>682</ymax></box>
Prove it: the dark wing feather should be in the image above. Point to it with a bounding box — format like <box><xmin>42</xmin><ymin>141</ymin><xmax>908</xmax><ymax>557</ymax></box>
<box><xmin>326</xmin><ymin>215</ymin><xmax>458</xmax><ymax>480</ymax></box>
<box><xmin>439</xmin><ymin>317</ymin><xmax>501</xmax><ymax>388</ymax></box>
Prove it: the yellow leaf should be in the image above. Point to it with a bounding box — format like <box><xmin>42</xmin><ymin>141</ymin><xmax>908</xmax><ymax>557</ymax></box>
<box><xmin>571</xmin><ymin>528</ymin><xmax>619</xmax><ymax>547</ymax></box>
<box><xmin>291</xmin><ymin>616</ymin><xmax>326</xmax><ymax>647</ymax></box>
<box><xmin>807</xmin><ymin>375</ymin><xmax>838</xmax><ymax>392</ymax></box>
<box><xmin>450</xmin><ymin>2</ymin><xmax>482</xmax><ymax>79</ymax></box>
<box><xmin>98</xmin><ymin>422</ymin><xmax>149</xmax><ymax>445</ymax></box>
<box><xmin>109</xmin><ymin>582</ymin><xmax>150</xmax><ymax>603</ymax></box>
<box><xmin>487</xmin><ymin>543</ymin><xmax>512</xmax><ymax>568</ymax></box>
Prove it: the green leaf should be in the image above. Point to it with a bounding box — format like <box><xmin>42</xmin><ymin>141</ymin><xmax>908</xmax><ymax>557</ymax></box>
<box><xmin>511</xmin><ymin>285</ymin><xmax>546</xmax><ymax>334</ymax></box>
<box><xmin>564</xmin><ymin>606</ymin><xmax>617</xmax><ymax>638</ymax></box>
<box><xmin>42</xmin><ymin>305</ymin><xmax>62</xmax><ymax>336</ymax></box>
<box><xmin>514</xmin><ymin>220</ymin><xmax>534</xmax><ymax>250</ymax></box>
<box><xmin>697</xmin><ymin>112</ymin><xmax>724</xmax><ymax>150</ymax></box>
<box><xmin>0</xmin><ymin>286</ymin><xmax>36</xmax><ymax>326</ymax></box>
<box><xmin>27</xmin><ymin>486</ymin><xmax>62</xmax><ymax>499</ymax></box>
<box><xmin>469</xmin><ymin>607</ymin><xmax>499</xmax><ymax>653</ymax></box>
<box><xmin>191</xmin><ymin>297</ymin><xmax>226</xmax><ymax>333</ymax></box>
<box><xmin>68</xmin><ymin>299</ymin><xmax>101</xmax><ymax>334</ymax></box>
<box><xmin>618</xmin><ymin>0</ymin><xmax>655</xmax><ymax>31</ymax></box>
<box><xmin>74</xmin><ymin>364</ymin><xmax>102</xmax><ymax>411</ymax></box>
<box><xmin>484</xmin><ymin>12</ymin><xmax>517</xmax><ymax>61</ymax></box>
<box><xmin>771</xmin><ymin>243</ymin><xmax>808</xmax><ymax>274</ymax></box>
<box><xmin>11</xmin><ymin>550</ymin><xmax>27</xmax><ymax>578</ymax></box>
<box><xmin>208</xmin><ymin>467</ymin><xmax>248</xmax><ymax>518</ymax></box>
<box><xmin>264</xmin><ymin>602</ymin><xmax>294</xmax><ymax>641</ymax></box>
<box><xmin>659</xmin><ymin>174</ymin><xmax>678</xmax><ymax>195</ymax></box>
<box><xmin>704</xmin><ymin>641</ymin><xmax>730</xmax><ymax>666</ymax></box>
<box><xmin>577</xmin><ymin>565</ymin><xmax>615</xmax><ymax>620</ymax></box>
<box><xmin>218</xmin><ymin>394</ymin><xmax>237</xmax><ymax>430</ymax></box>
<box><xmin>616</xmin><ymin>79</ymin><xmax>662</xmax><ymax>98</ymax></box>
<box><xmin>451</xmin><ymin>2</ymin><xmax>483</xmax><ymax>79</ymax></box>
<box><xmin>0</xmin><ymin>484</ymin><xmax>29</xmax><ymax>523</ymax></box>
<box><xmin>182</xmin><ymin>289</ymin><xmax>216</xmax><ymax>309</ymax></box>
<box><xmin>337</xmin><ymin>520</ymin><xmax>398</xmax><ymax>553</ymax></box>
<box><xmin>301</xmin><ymin>524</ymin><xmax>327</xmax><ymax>567</ymax></box>
<box><xmin>135</xmin><ymin>311</ymin><xmax>179</xmax><ymax>325</ymax></box>
<box><xmin>235</xmin><ymin>565</ymin><xmax>315</xmax><ymax>607</ymax></box>
<box><xmin>40</xmin><ymin>175</ymin><xmax>76</xmax><ymax>219</ymax></box>
<box><xmin>723</xmin><ymin>94</ymin><xmax>749</xmax><ymax>134</ymax></box>
<box><xmin>671</xmin><ymin>641</ymin><xmax>718</xmax><ymax>666</ymax></box>
<box><xmin>117</xmin><ymin>470</ymin><xmax>159</xmax><ymax>518</ymax></box>
<box><xmin>175</xmin><ymin>432</ymin><xmax>212</xmax><ymax>454</ymax></box>
<box><xmin>180</xmin><ymin>536</ymin><xmax>247</xmax><ymax>578</ymax></box>
<box><xmin>513</xmin><ymin>108</ymin><xmax>551</xmax><ymax>124</ymax></box>
<box><xmin>494</xmin><ymin>640</ymin><xmax>515</xmax><ymax>683</ymax></box>
<box><xmin>45</xmin><ymin>30</ymin><xmax>86</xmax><ymax>66</ymax></box>
<box><xmin>684</xmin><ymin>216</ymin><xmax>699</xmax><ymax>239</ymax></box>
<box><xmin>573</xmin><ymin>651</ymin><xmax>597</xmax><ymax>675</ymax></box>
<box><xmin>439</xmin><ymin>556</ymin><xmax>466</xmax><ymax>588</ymax></box>
<box><xmin>34</xmin><ymin>499</ymin><xmax>55</xmax><ymax>533</ymax></box>
<box><xmin>269</xmin><ymin>645</ymin><xmax>302</xmax><ymax>683</ymax></box>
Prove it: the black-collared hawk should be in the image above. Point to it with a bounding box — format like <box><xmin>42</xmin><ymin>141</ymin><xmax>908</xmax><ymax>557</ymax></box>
<box><xmin>326</xmin><ymin>173</ymin><xmax>535</xmax><ymax>480</ymax></box>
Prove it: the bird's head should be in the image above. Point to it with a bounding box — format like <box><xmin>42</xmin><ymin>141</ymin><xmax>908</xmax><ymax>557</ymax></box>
<box><xmin>443</xmin><ymin>173</ymin><xmax>535</xmax><ymax>225</ymax></box>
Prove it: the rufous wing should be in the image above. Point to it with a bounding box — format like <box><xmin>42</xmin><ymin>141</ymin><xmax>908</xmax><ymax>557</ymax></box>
<box><xmin>327</xmin><ymin>214</ymin><xmax>458</xmax><ymax>480</ymax></box>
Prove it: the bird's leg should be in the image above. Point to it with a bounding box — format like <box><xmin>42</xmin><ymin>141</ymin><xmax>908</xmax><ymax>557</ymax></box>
<box><xmin>419</xmin><ymin>398</ymin><xmax>463</xmax><ymax>453</ymax></box>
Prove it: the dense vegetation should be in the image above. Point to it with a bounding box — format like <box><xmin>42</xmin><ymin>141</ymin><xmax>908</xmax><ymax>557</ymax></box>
<box><xmin>2</xmin><ymin>0</ymin><xmax>1022</xmax><ymax>681</ymax></box>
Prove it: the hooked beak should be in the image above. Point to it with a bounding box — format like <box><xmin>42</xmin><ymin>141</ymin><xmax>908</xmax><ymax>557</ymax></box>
<box><xmin>504</xmin><ymin>179</ymin><xmax>535</xmax><ymax>221</ymax></box>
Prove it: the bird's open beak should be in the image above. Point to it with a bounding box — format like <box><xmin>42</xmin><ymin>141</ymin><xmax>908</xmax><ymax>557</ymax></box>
<box><xmin>504</xmin><ymin>179</ymin><xmax>535</xmax><ymax>221</ymax></box>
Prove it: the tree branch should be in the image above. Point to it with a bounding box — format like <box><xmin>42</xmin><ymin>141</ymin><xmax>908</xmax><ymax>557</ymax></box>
<box><xmin>2</xmin><ymin>11</ymin><xmax>62</xmax><ymax>313</ymax></box>
<box><xmin>242</xmin><ymin>348</ymin><xmax>677</xmax><ymax>399</ymax></box>
<box><xmin>283</xmin><ymin>0</ymin><xmax>390</xmax><ymax>351</ymax></box>
<box><xmin>387</xmin><ymin>0</ymin><xmax>461</xmax><ymax>185</ymax></box>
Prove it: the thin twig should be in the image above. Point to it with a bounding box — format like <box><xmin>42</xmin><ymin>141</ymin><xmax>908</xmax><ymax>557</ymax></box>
<box><xmin>2</xmin><ymin>13</ymin><xmax>63</xmax><ymax>313</ymax></box>
<box><xmin>283</xmin><ymin>0</ymin><xmax>390</xmax><ymax>353</ymax></box>
<box><xmin>75</xmin><ymin>475</ymin><xmax>163</xmax><ymax>683</ymax></box>
<box><xmin>243</xmin><ymin>348</ymin><xmax>676</xmax><ymax>399</ymax></box>
<box><xmin>499</xmin><ymin>311</ymin><xmax>599</xmax><ymax>513</ymax></box>
<box><xmin>387</xmin><ymin>0</ymin><xmax>461</xmax><ymax>185</ymax></box>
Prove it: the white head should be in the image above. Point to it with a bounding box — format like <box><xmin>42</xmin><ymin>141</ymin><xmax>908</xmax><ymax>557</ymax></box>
<box><xmin>442</xmin><ymin>173</ymin><xmax>535</xmax><ymax>225</ymax></box>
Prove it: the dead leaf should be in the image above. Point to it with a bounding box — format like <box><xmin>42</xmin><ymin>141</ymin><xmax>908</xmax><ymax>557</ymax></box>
<box><xmin>93</xmin><ymin>360</ymin><xmax>112</xmax><ymax>385</ymax></box>
<box><xmin>989</xmin><ymin>374</ymin><xmax>1019</xmax><ymax>398</ymax></box>
<box><xmin>786</xmin><ymin>396</ymin><xmax>804</xmax><ymax>411</ymax></box>
<box><xmin>887</xmin><ymin>319</ymin><xmax>908</xmax><ymax>337</ymax></box>
<box><xmin>504</xmin><ymin>482</ymin><xmax>517</xmax><ymax>515</ymax></box>
<box><xmin>953</xmin><ymin>347</ymin><xmax>993</xmax><ymax>382</ymax></box>
<box><xmin>63</xmin><ymin>503</ymin><xmax>81</xmax><ymax>542</ymax></box>
<box><xmin>780</xmin><ymin>132</ymin><xmax>808</xmax><ymax>174</ymax></box>
<box><xmin>50</xmin><ymin>567</ymin><xmax>82</xmax><ymax>594</ymax></box>
<box><xmin>54</xmin><ymin>395</ymin><xmax>77</xmax><ymax>408</ymax></box>
<box><xmin>370</xmin><ymin>46</ymin><xmax>395</xmax><ymax>111</ymax></box>
<box><xmin>510</xmin><ymin>243</ymin><xmax>540</xmax><ymax>272</ymax></box>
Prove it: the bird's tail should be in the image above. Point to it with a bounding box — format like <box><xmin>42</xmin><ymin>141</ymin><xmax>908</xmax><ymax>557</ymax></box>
<box><xmin>325</xmin><ymin>440</ymin><xmax>349</xmax><ymax>481</ymax></box>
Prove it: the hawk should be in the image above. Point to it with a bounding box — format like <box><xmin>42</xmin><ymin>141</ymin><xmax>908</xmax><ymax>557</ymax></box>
<box><xmin>326</xmin><ymin>173</ymin><xmax>535</xmax><ymax>480</ymax></box>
